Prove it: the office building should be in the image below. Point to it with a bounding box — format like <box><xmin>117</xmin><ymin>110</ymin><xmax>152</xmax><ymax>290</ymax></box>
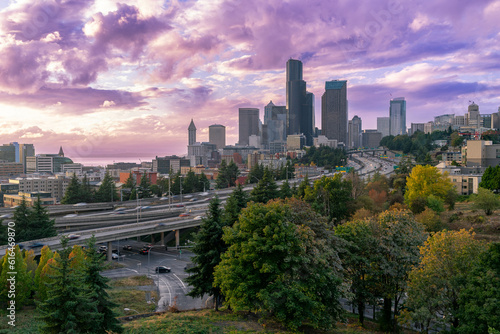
<box><xmin>362</xmin><ymin>130</ymin><xmax>382</xmax><ymax>148</ymax></box>
<box><xmin>0</xmin><ymin>144</ymin><xmax>15</xmax><ymax>162</ymax></box>
<box><xmin>389</xmin><ymin>97</ymin><xmax>406</xmax><ymax>136</ymax></box>
<box><xmin>26</xmin><ymin>154</ymin><xmax>73</xmax><ymax>174</ymax></box>
<box><xmin>0</xmin><ymin>163</ymin><xmax>23</xmax><ymax>177</ymax></box>
<box><xmin>287</xmin><ymin>134</ymin><xmax>306</xmax><ymax>150</ymax></box>
<box><xmin>322</xmin><ymin>80</ymin><xmax>348</xmax><ymax>144</ymax></box>
<box><xmin>285</xmin><ymin>59</ymin><xmax>314</xmax><ymax>146</ymax></box>
<box><xmin>410</xmin><ymin>123</ymin><xmax>425</xmax><ymax>136</ymax></box>
<box><xmin>377</xmin><ymin>117</ymin><xmax>390</xmax><ymax>138</ymax></box>
<box><xmin>209</xmin><ymin>124</ymin><xmax>226</xmax><ymax>150</ymax></box>
<box><xmin>238</xmin><ymin>108</ymin><xmax>260</xmax><ymax>146</ymax></box>
<box><xmin>314</xmin><ymin>135</ymin><xmax>338</xmax><ymax>148</ymax></box>
<box><xmin>348</xmin><ymin>115</ymin><xmax>362</xmax><ymax>149</ymax></box>
<box><xmin>466</xmin><ymin>103</ymin><xmax>480</xmax><ymax>128</ymax></box>
<box><xmin>152</xmin><ymin>155</ymin><xmax>190</xmax><ymax>174</ymax></box>
<box><xmin>463</xmin><ymin>140</ymin><xmax>500</xmax><ymax>167</ymax></box>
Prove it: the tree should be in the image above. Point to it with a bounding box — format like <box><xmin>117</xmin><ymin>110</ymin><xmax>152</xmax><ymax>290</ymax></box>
<box><xmin>83</xmin><ymin>236</ymin><xmax>123</xmax><ymax>333</ymax></box>
<box><xmin>182</xmin><ymin>170</ymin><xmax>198</xmax><ymax>194</ymax></box>
<box><xmin>373</xmin><ymin>209</ymin><xmax>427</xmax><ymax>332</ymax></box>
<box><xmin>95</xmin><ymin>172</ymin><xmax>118</xmax><ymax>202</ymax></box>
<box><xmin>13</xmin><ymin>196</ymin><xmax>31</xmax><ymax>242</ymax></box>
<box><xmin>214</xmin><ymin>199</ymin><xmax>344</xmax><ymax>331</ymax></box>
<box><xmin>24</xmin><ymin>249</ymin><xmax>38</xmax><ymax>292</ymax></box>
<box><xmin>37</xmin><ymin>237</ymin><xmax>100</xmax><ymax>333</ymax></box>
<box><xmin>250</xmin><ymin>168</ymin><xmax>279</xmax><ymax>203</ymax></box>
<box><xmin>226</xmin><ymin>160</ymin><xmax>240</xmax><ymax>187</ymax></box>
<box><xmin>60</xmin><ymin>174</ymin><xmax>82</xmax><ymax>204</ymax></box>
<box><xmin>186</xmin><ymin>196</ymin><xmax>226</xmax><ymax>310</ymax></box>
<box><xmin>335</xmin><ymin>219</ymin><xmax>379</xmax><ymax>325</ymax></box>
<box><xmin>215</xmin><ymin>160</ymin><xmax>229</xmax><ymax>189</ymax></box>
<box><xmin>28</xmin><ymin>197</ymin><xmax>56</xmax><ymax>240</ymax></box>
<box><xmin>247</xmin><ymin>163</ymin><xmax>264</xmax><ymax>184</ymax></box>
<box><xmin>304</xmin><ymin>174</ymin><xmax>354</xmax><ymax>224</ymax></box>
<box><xmin>295</xmin><ymin>174</ymin><xmax>311</xmax><ymax>199</ymax></box>
<box><xmin>0</xmin><ymin>246</ymin><xmax>31</xmax><ymax>309</ymax></box>
<box><xmin>402</xmin><ymin>229</ymin><xmax>486</xmax><ymax>332</ymax></box>
<box><xmin>80</xmin><ymin>174</ymin><xmax>94</xmax><ymax>203</ymax></box>
<box><xmin>473</xmin><ymin>187</ymin><xmax>500</xmax><ymax>216</ymax></box>
<box><xmin>138</xmin><ymin>173</ymin><xmax>152</xmax><ymax>198</ymax></box>
<box><xmin>197</xmin><ymin>172</ymin><xmax>210</xmax><ymax>192</ymax></box>
<box><xmin>36</xmin><ymin>253</ymin><xmax>60</xmax><ymax>303</ymax></box>
<box><xmin>457</xmin><ymin>242</ymin><xmax>500</xmax><ymax>334</ymax></box>
<box><xmin>279</xmin><ymin>180</ymin><xmax>293</xmax><ymax>199</ymax></box>
<box><xmin>35</xmin><ymin>246</ymin><xmax>53</xmax><ymax>295</ymax></box>
<box><xmin>223</xmin><ymin>184</ymin><xmax>249</xmax><ymax>226</ymax></box>
<box><xmin>405</xmin><ymin>165</ymin><xmax>456</xmax><ymax>213</ymax></box>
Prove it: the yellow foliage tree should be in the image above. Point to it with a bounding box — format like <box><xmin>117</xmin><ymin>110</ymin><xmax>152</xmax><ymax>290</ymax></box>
<box><xmin>404</xmin><ymin>165</ymin><xmax>456</xmax><ymax>213</ymax></box>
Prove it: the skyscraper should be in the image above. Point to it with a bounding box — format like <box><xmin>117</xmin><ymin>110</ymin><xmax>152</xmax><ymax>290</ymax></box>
<box><xmin>209</xmin><ymin>124</ymin><xmax>226</xmax><ymax>150</ymax></box>
<box><xmin>286</xmin><ymin>59</ymin><xmax>306</xmax><ymax>138</ymax></box>
<box><xmin>285</xmin><ymin>59</ymin><xmax>315</xmax><ymax>145</ymax></box>
<box><xmin>321</xmin><ymin>80</ymin><xmax>348</xmax><ymax>144</ymax></box>
<box><xmin>348</xmin><ymin>115</ymin><xmax>362</xmax><ymax>149</ymax></box>
<box><xmin>389</xmin><ymin>97</ymin><xmax>406</xmax><ymax>136</ymax></box>
<box><xmin>238</xmin><ymin>108</ymin><xmax>260</xmax><ymax>146</ymax></box>
<box><xmin>188</xmin><ymin>119</ymin><xmax>196</xmax><ymax>145</ymax></box>
<box><xmin>377</xmin><ymin>117</ymin><xmax>390</xmax><ymax>138</ymax></box>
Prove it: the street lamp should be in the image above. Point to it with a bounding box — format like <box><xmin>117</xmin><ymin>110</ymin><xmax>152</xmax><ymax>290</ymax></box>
<box><xmin>179</xmin><ymin>175</ymin><xmax>184</xmax><ymax>206</ymax></box>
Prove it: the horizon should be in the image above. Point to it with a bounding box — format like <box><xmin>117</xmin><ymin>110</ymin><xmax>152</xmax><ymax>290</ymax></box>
<box><xmin>1</xmin><ymin>0</ymin><xmax>499</xmax><ymax>160</ymax></box>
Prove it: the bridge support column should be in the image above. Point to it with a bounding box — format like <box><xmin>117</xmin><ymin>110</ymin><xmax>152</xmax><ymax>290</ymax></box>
<box><xmin>175</xmin><ymin>230</ymin><xmax>180</xmax><ymax>248</ymax></box>
<box><xmin>137</xmin><ymin>236</ymin><xmax>141</xmax><ymax>242</ymax></box>
<box><xmin>150</xmin><ymin>235</ymin><xmax>155</xmax><ymax>244</ymax></box>
<box><xmin>160</xmin><ymin>232</ymin><xmax>164</xmax><ymax>246</ymax></box>
<box><xmin>107</xmin><ymin>241</ymin><xmax>112</xmax><ymax>261</ymax></box>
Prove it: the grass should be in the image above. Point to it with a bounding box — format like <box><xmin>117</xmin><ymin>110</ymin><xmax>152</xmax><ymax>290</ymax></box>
<box><xmin>121</xmin><ymin>309</ymin><xmax>414</xmax><ymax>334</ymax></box>
<box><xmin>108</xmin><ymin>275</ymin><xmax>158</xmax><ymax>317</ymax></box>
<box><xmin>0</xmin><ymin>306</ymin><xmax>41</xmax><ymax>334</ymax></box>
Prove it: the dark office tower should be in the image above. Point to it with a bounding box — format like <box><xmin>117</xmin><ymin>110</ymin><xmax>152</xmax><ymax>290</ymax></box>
<box><xmin>302</xmin><ymin>92</ymin><xmax>315</xmax><ymax>146</ymax></box>
<box><xmin>322</xmin><ymin>80</ymin><xmax>348</xmax><ymax>144</ymax></box>
<box><xmin>286</xmin><ymin>59</ymin><xmax>307</xmax><ymax>136</ymax></box>
<box><xmin>348</xmin><ymin>115</ymin><xmax>362</xmax><ymax>149</ymax></box>
<box><xmin>188</xmin><ymin>119</ymin><xmax>196</xmax><ymax>145</ymax></box>
<box><xmin>238</xmin><ymin>108</ymin><xmax>260</xmax><ymax>146</ymax></box>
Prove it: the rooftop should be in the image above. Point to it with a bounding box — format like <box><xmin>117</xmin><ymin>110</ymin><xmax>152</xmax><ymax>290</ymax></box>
<box><xmin>325</xmin><ymin>80</ymin><xmax>347</xmax><ymax>90</ymax></box>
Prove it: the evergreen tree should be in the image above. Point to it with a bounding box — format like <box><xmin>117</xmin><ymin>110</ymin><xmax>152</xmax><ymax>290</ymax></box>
<box><xmin>13</xmin><ymin>197</ymin><xmax>31</xmax><ymax>242</ymax></box>
<box><xmin>250</xmin><ymin>168</ymin><xmax>279</xmax><ymax>203</ymax></box>
<box><xmin>28</xmin><ymin>197</ymin><xmax>56</xmax><ymax>240</ymax></box>
<box><xmin>83</xmin><ymin>236</ymin><xmax>123</xmax><ymax>333</ymax></box>
<box><xmin>295</xmin><ymin>175</ymin><xmax>311</xmax><ymax>199</ymax></box>
<box><xmin>95</xmin><ymin>172</ymin><xmax>118</xmax><ymax>202</ymax></box>
<box><xmin>123</xmin><ymin>172</ymin><xmax>135</xmax><ymax>189</ymax></box>
<box><xmin>37</xmin><ymin>237</ymin><xmax>100</xmax><ymax>333</ymax></box>
<box><xmin>216</xmin><ymin>160</ymin><xmax>229</xmax><ymax>189</ymax></box>
<box><xmin>61</xmin><ymin>174</ymin><xmax>82</xmax><ymax>204</ymax></box>
<box><xmin>223</xmin><ymin>184</ymin><xmax>249</xmax><ymax>225</ymax></box>
<box><xmin>139</xmin><ymin>173</ymin><xmax>152</xmax><ymax>198</ymax></box>
<box><xmin>80</xmin><ymin>174</ymin><xmax>94</xmax><ymax>203</ymax></box>
<box><xmin>186</xmin><ymin>196</ymin><xmax>226</xmax><ymax>310</ymax></box>
<box><xmin>279</xmin><ymin>180</ymin><xmax>293</xmax><ymax>199</ymax></box>
<box><xmin>197</xmin><ymin>172</ymin><xmax>210</xmax><ymax>192</ymax></box>
<box><xmin>226</xmin><ymin>160</ymin><xmax>240</xmax><ymax>187</ymax></box>
<box><xmin>171</xmin><ymin>171</ymin><xmax>181</xmax><ymax>195</ymax></box>
<box><xmin>0</xmin><ymin>246</ymin><xmax>32</xmax><ymax>309</ymax></box>
<box><xmin>247</xmin><ymin>163</ymin><xmax>264</xmax><ymax>184</ymax></box>
<box><xmin>183</xmin><ymin>170</ymin><xmax>198</xmax><ymax>194</ymax></box>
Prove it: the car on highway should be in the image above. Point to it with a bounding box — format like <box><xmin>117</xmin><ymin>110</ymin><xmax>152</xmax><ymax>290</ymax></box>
<box><xmin>112</xmin><ymin>253</ymin><xmax>119</xmax><ymax>260</ymax></box>
<box><xmin>194</xmin><ymin>216</ymin><xmax>203</xmax><ymax>220</ymax></box>
<box><xmin>122</xmin><ymin>245</ymin><xmax>132</xmax><ymax>251</ymax></box>
<box><xmin>114</xmin><ymin>207</ymin><xmax>127</xmax><ymax>212</ymax></box>
<box><xmin>64</xmin><ymin>214</ymin><xmax>78</xmax><ymax>218</ymax></box>
<box><xmin>160</xmin><ymin>197</ymin><xmax>169</xmax><ymax>201</ymax></box>
<box><xmin>73</xmin><ymin>203</ymin><xmax>87</xmax><ymax>207</ymax></box>
<box><xmin>144</xmin><ymin>244</ymin><xmax>153</xmax><ymax>250</ymax></box>
<box><xmin>155</xmin><ymin>266</ymin><xmax>171</xmax><ymax>273</ymax></box>
<box><xmin>189</xmin><ymin>198</ymin><xmax>198</xmax><ymax>202</ymax></box>
<box><xmin>68</xmin><ymin>234</ymin><xmax>80</xmax><ymax>240</ymax></box>
<box><xmin>29</xmin><ymin>242</ymin><xmax>45</xmax><ymax>249</ymax></box>
<box><xmin>179</xmin><ymin>213</ymin><xmax>190</xmax><ymax>217</ymax></box>
<box><xmin>139</xmin><ymin>249</ymin><xmax>149</xmax><ymax>255</ymax></box>
<box><xmin>0</xmin><ymin>214</ymin><xmax>13</xmax><ymax>219</ymax></box>
<box><xmin>99</xmin><ymin>245</ymin><xmax>107</xmax><ymax>252</ymax></box>
<box><xmin>155</xmin><ymin>223</ymin><xmax>166</xmax><ymax>227</ymax></box>
<box><xmin>175</xmin><ymin>204</ymin><xmax>185</xmax><ymax>208</ymax></box>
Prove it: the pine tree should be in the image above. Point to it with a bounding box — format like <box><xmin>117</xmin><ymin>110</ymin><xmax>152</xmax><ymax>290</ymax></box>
<box><xmin>279</xmin><ymin>180</ymin><xmax>293</xmax><ymax>199</ymax></box>
<box><xmin>223</xmin><ymin>184</ymin><xmax>249</xmax><ymax>225</ymax></box>
<box><xmin>13</xmin><ymin>196</ymin><xmax>31</xmax><ymax>242</ymax></box>
<box><xmin>61</xmin><ymin>174</ymin><xmax>82</xmax><ymax>204</ymax></box>
<box><xmin>227</xmin><ymin>160</ymin><xmax>240</xmax><ymax>187</ymax></box>
<box><xmin>123</xmin><ymin>172</ymin><xmax>135</xmax><ymax>189</ymax></box>
<box><xmin>250</xmin><ymin>168</ymin><xmax>279</xmax><ymax>203</ymax></box>
<box><xmin>216</xmin><ymin>160</ymin><xmax>229</xmax><ymax>189</ymax></box>
<box><xmin>83</xmin><ymin>236</ymin><xmax>123</xmax><ymax>333</ymax></box>
<box><xmin>37</xmin><ymin>237</ymin><xmax>100</xmax><ymax>333</ymax></box>
<box><xmin>187</xmin><ymin>196</ymin><xmax>226</xmax><ymax>310</ymax></box>
<box><xmin>28</xmin><ymin>197</ymin><xmax>56</xmax><ymax>240</ymax></box>
<box><xmin>197</xmin><ymin>172</ymin><xmax>210</xmax><ymax>192</ymax></box>
<box><xmin>95</xmin><ymin>172</ymin><xmax>118</xmax><ymax>202</ymax></box>
<box><xmin>183</xmin><ymin>170</ymin><xmax>198</xmax><ymax>194</ymax></box>
<box><xmin>139</xmin><ymin>173</ymin><xmax>152</xmax><ymax>198</ymax></box>
<box><xmin>80</xmin><ymin>174</ymin><xmax>94</xmax><ymax>203</ymax></box>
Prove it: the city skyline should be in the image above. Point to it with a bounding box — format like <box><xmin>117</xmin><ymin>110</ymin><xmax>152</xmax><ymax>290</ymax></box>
<box><xmin>1</xmin><ymin>0</ymin><xmax>500</xmax><ymax>162</ymax></box>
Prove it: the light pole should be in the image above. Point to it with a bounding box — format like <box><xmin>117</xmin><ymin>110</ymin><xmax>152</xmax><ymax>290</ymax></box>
<box><xmin>179</xmin><ymin>175</ymin><xmax>184</xmax><ymax>206</ymax></box>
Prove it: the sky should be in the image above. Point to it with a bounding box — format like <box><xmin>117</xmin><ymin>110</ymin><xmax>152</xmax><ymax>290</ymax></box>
<box><xmin>1</xmin><ymin>0</ymin><xmax>500</xmax><ymax>164</ymax></box>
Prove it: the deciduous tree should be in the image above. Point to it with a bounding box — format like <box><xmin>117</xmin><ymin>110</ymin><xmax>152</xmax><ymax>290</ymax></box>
<box><xmin>473</xmin><ymin>187</ymin><xmax>500</xmax><ymax>216</ymax></box>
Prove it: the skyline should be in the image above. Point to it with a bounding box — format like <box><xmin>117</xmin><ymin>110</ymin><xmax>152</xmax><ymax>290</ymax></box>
<box><xmin>1</xmin><ymin>0</ymin><xmax>500</xmax><ymax>162</ymax></box>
